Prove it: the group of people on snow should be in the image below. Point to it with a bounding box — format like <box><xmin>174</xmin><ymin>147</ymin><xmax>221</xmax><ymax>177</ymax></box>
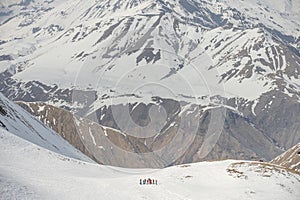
<box><xmin>140</xmin><ymin>178</ymin><xmax>158</xmax><ymax>185</ymax></box>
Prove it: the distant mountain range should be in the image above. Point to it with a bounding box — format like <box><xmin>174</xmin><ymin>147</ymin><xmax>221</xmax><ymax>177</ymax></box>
<box><xmin>0</xmin><ymin>0</ymin><xmax>299</xmax><ymax>167</ymax></box>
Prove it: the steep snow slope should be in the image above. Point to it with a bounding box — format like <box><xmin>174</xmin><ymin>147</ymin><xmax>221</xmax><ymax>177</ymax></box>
<box><xmin>0</xmin><ymin>92</ymin><xmax>91</xmax><ymax>161</ymax></box>
<box><xmin>1</xmin><ymin>128</ymin><xmax>300</xmax><ymax>200</ymax></box>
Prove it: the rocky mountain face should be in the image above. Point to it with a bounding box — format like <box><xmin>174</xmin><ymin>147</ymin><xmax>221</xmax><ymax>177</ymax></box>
<box><xmin>0</xmin><ymin>0</ymin><xmax>299</xmax><ymax>167</ymax></box>
<box><xmin>271</xmin><ymin>143</ymin><xmax>300</xmax><ymax>173</ymax></box>
<box><xmin>19</xmin><ymin>98</ymin><xmax>282</xmax><ymax>168</ymax></box>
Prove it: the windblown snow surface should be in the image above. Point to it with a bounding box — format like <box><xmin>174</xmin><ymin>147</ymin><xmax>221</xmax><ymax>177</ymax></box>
<box><xmin>1</xmin><ymin>128</ymin><xmax>300</xmax><ymax>200</ymax></box>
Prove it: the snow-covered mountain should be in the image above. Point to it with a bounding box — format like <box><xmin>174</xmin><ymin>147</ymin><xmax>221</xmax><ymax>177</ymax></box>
<box><xmin>1</xmin><ymin>127</ymin><xmax>300</xmax><ymax>199</ymax></box>
<box><xmin>0</xmin><ymin>0</ymin><xmax>299</xmax><ymax>166</ymax></box>
<box><xmin>0</xmin><ymin>0</ymin><xmax>299</xmax><ymax>102</ymax></box>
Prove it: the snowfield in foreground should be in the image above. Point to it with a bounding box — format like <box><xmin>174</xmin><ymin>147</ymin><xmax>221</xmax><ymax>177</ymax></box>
<box><xmin>1</xmin><ymin>129</ymin><xmax>299</xmax><ymax>200</ymax></box>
